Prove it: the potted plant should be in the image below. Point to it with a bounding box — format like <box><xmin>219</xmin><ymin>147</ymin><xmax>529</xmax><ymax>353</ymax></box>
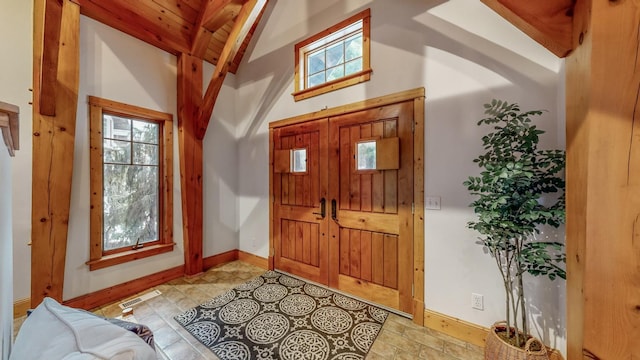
<box><xmin>463</xmin><ymin>100</ymin><xmax>566</xmax><ymax>359</ymax></box>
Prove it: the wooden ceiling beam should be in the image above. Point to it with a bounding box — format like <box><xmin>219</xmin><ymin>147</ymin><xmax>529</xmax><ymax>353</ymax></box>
<box><xmin>190</xmin><ymin>0</ymin><xmax>234</xmax><ymax>58</ymax></box>
<box><xmin>70</xmin><ymin>0</ymin><xmax>191</xmax><ymax>55</ymax></box>
<box><xmin>198</xmin><ymin>0</ymin><xmax>267</xmax><ymax>139</ymax></box>
<box><xmin>480</xmin><ymin>0</ymin><xmax>575</xmax><ymax>58</ymax></box>
<box><xmin>38</xmin><ymin>0</ymin><xmax>63</xmax><ymax>116</ymax></box>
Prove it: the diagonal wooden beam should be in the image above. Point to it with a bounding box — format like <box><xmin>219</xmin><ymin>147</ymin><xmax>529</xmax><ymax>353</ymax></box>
<box><xmin>31</xmin><ymin>0</ymin><xmax>80</xmax><ymax>307</ymax></box>
<box><xmin>197</xmin><ymin>0</ymin><xmax>267</xmax><ymax>140</ymax></box>
<box><xmin>177</xmin><ymin>53</ymin><xmax>205</xmax><ymax>275</ymax></box>
<box><xmin>190</xmin><ymin>0</ymin><xmax>235</xmax><ymax>58</ymax></box>
<box><xmin>38</xmin><ymin>0</ymin><xmax>63</xmax><ymax>116</ymax></box>
<box><xmin>481</xmin><ymin>0</ymin><xmax>575</xmax><ymax>58</ymax></box>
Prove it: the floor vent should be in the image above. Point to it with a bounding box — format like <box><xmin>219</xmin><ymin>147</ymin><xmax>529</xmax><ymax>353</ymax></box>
<box><xmin>118</xmin><ymin>289</ymin><xmax>162</xmax><ymax>309</ymax></box>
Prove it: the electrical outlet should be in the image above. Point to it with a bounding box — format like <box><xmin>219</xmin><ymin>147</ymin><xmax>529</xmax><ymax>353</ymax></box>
<box><xmin>425</xmin><ymin>196</ymin><xmax>441</xmax><ymax>210</ymax></box>
<box><xmin>472</xmin><ymin>293</ymin><xmax>484</xmax><ymax>310</ymax></box>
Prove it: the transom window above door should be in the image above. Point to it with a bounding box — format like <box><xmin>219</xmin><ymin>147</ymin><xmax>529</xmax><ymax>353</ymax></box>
<box><xmin>293</xmin><ymin>9</ymin><xmax>372</xmax><ymax>101</ymax></box>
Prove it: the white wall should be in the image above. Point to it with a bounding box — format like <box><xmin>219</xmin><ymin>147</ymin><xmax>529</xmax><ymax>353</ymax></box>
<box><xmin>203</xmin><ymin>64</ymin><xmax>240</xmax><ymax>257</ymax></box>
<box><xmin>233</xmin><ymin>0</ymin><xmax>567</xmax><ymax>355</ymax></box>
<box><xmin>2</xmin><ymin>0</ymin><xmax>567</xmax><ymax>354</ymax></box>
<box><xmin>1</xmin><ymin>0</ymin><xmax>33</xmax><ymax>306</ymax></box>
<box><xmin>0</xmin><ymin>151</ymin><xmax>13</xmax><ymax>360</ymax></box>
<box><xmin>5</xmin><ymin>3</ymin><xmax>241</xmax><ymax>303</ymax></box>
<box><xmin>62</xmin><ymin>17</ymin><xmax>187</xmax><ymax>299</ymax></box>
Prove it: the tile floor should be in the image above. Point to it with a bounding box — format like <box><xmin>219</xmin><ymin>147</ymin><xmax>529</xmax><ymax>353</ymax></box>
<box><xmin>14</xmin><ymin>261</ymin><xmax>484</xmax><ymax>360</ymax></box>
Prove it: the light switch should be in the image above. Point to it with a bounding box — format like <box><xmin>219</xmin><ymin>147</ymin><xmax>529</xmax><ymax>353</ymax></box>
<box><xmin>425</xmin><ymin>196</ymin><xmax>441</xmax><ymax>210</ymax></box>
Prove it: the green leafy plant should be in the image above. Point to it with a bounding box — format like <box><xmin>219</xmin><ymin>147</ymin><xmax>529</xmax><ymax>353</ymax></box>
<box><xmin>463</xmin><ymin>100</ymin><xmax>566</xmax><ymax>348</ymax></box>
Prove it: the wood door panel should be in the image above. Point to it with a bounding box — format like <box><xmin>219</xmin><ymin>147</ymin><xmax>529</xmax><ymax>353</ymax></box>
<box><xmin>278</xmin><ymin>219</ymin><xmax>319</xmax><ymax>266</ymax></box>
<box><xmin>337</xmin><ymin>210</ymin><xmax>399</xmax><ymax>234</ymax></box>
<box><xmin>273</xmin><ymin>100</ymin><xmax>415</xmax><ymax>314</ymax></box>
<box><xmin>336</xmin><ymin>118</ymin><xmax>399</xmax><ymax>214</ymax></box>
<box><xmin>273</xmin><ymin>120</ymin><xmax>328</xmax><ymax>285</ymax></box>
<box><xmin>338</xmin><ymin>228</ymin><xmax>398</xmax><ymax>289</ymax></box>
<box><xmin>338</xmin><ymin>274</ymin><xmax>399</xmax><ymax>309</ymax></box>
<box><xmin>277</xmin><ymin>132</ymin><xmax>320</xmax><ymax>208</ymax></box>
<box><xmin>329</xmin><ymin>101</ymin><xmax>414</xmax><ymax>314</ymax></box>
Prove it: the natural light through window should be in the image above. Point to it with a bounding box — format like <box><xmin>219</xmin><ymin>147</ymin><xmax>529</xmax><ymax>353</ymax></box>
<box><xmin>102</xmin><ymin>115</ymin><xmax>160</xmax><ymax>251</ymax></box>
<box><xmin>88</xmin><ymin>96</ymin><xmax>174</xmax><ymax>271</ymax></box>
<box><xmin>357</xmin><ymin>140</ymin><xmax>376</xmax><ymax>170</ymax></box>
<box><xmin>291</xmin><ymin>148</ymin><xmax>307</xmax><ymax>173</ymax></box>
<box><xmin>293</xmin><ymin>9</ymin><xmax>371</xmax><ymax>101</ymax></box>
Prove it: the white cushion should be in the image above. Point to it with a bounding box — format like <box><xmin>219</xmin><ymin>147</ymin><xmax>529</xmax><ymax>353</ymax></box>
<box><xmin>10</xmin><ymin>297</ymin><xmax>156</xmax><ymax>360</ymax></box>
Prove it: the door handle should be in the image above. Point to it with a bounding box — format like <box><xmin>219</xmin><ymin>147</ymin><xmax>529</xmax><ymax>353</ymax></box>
<box><xmin>312</xmin><ymin>197</ymin><xmax>326</xmax><ymax>218</ymax></box>
<box><xmin>331</xmin><ymin>199</ymin><xmax>337</xmax><ymax>220</ymax></box>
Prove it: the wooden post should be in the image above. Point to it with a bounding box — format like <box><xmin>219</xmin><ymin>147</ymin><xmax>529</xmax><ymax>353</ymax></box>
<box><xmin>31</xmin><ymin>0</ymin><xmax>80</xmax><ymax>306</ymax></box>
<box><xmin>177</xmin><ymin>53</ymin><xmax>204</xmax><ymax>275</ymax></box>
<box><xmin>566</xmin><ymin>0</ymin><xmax>640</xmax><ymax>358</ymax></box>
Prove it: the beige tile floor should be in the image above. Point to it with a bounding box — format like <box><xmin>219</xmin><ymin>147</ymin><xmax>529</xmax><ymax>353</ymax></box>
<box><xmin>15</xmin><ymin>261</ymin><xmax>484</xmax><ymax>360</ymax></box>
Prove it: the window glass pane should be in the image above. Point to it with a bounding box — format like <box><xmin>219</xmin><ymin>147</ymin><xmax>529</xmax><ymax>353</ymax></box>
<box><xmin>292</xmin><ymin>149</ymin><xmax>307</xmax><ymax>173</ymax></box>
<box><xmin>326</xmin><ymin>65</ymin><xmax>344</xmax><ymax>82</ymax></box>
<box><xmin>133</xmin><ymin>120</ymin><xmax>159</xmax><ymax>144</ymax></box>
<box><xmin>357</xmin><ymin>141</ymin><xmax>376</xmax><ymax>170</ymax></box>
<box><xmin>345</xmin><ymin>34</ymin><xmax>362</xmax><ymax>61</ymax></box>
<box><xmin>307</xmin><ymin>50</ymin><xmax>325</xmax><ymax>75</ymax></box>
<box><xmin>133</xmin><ymin>143</ymin><xmax>158</xmax><ymax>165</ymax></box>
<box><xmin>325</xmin><ymin>42</ymin><xmax>344</xmax><ymax>67</ymax></box>
<box><xmin>308</xmin><ymin>72</ymin><xmax>325</xmax><ymax>88</ymax></box>
<box><xmin>345</xmin><ymin>59</ymin><xmax>363</xmax><ymax>76</ymax></box>
<box><xmin>103</xmin><ymin>164</ymin><xmax>159</xmax><ymax>250</ymax></box>
<box><xmin>103</xmin><ymin>115</ymin><xmax>131</xmax><ymax>141</ymax></box>
<box><xmin>104</xmin><ymin>139</ymin><xmax>131</xmax><ymax>164</ymax></box>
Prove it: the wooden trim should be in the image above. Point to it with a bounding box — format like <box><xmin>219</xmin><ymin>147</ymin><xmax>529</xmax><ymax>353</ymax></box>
<box><xmin>412</xmin><ymin>96</ymin><xmax>425</xmax><ymax>325</ymax></box>
<box><xmin>269</xmin><ymin>88</ymin><xmax>425</xmax><ymax>318</ymax></box>
<box><xmin>268</xmin><ymin>128</ymin><xmax>275</xmax><ymax>270</ymax></box>
<box><xmin>238</xmin><ymin>250</ymin><xmax>269</xmax><ymax>269</ymax></box>
<box><xmin>88</xmin><ymin>96</ymin><xmax>174</xmax><ymax>270</ymax></box>
<box><xmin>0</xmin><ymin>101</ymin><xmax>19</xmax><ymax>157</ymax></box>
<box><xmin>87</xmin><ymin>96</ymin><xmax>173</xmax><ymax>121</ymax></box>
<box><xmin>203</xmin><ymin>249</ymin><xmax>239</xmax><ymax>270</ymax></box>
<box><xmin>293</xmin><ymin>8</ymin><xmax>371</xmax><ymax>101</ymax></box>
<box><xmin>86</xmin><ymin>243</ymin><xmax>175</xmax><ymax>271</ymax></box>
<box><xmin>63</xmin><ymin>265</ymin><xmax>184</xmax><ymax>310</ymax></box>
<box><xmin>31</xmin><ymin>0</ymin><xmax>81</xmax><ymax>307</ymax></box>
<box><xmin>424</xmin><ymin>310</ymin><xmax>564</xmax><ymax>359</ymax></box>
<box><xmin>424</xmin><ymin>309</ymin><xmax>489</xmax><ymax>348</ymax></box>
<box><xmin>270</xmin><ymin>88</ymin><xmax>426</xmax><ymax>129</ymax></box>
<box><xmin>292</xmin><ymin>70</ymin><xmax>372</xmax><ymax>102</ymax></box>
<box><xmin>13</xmin><ymin>298</ymin><xmax>30</xmax><ymax>318</ymax></box>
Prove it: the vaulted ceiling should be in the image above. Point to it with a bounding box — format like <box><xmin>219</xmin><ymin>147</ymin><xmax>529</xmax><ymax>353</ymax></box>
<box><xmin>65</xmin><ymin>0</ymin><xmax>578</xmax><ymax>77</ymax></box>
<box><xmin>69</xmin><ymin>0</ymin><xmax>266</xmax><ymax>73</ymax></box>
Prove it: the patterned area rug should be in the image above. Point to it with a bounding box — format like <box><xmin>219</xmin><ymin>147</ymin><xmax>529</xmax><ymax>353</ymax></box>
<box><xmin>175</xmin><ymin>270</ymin><xmax>388</xmax><ymax>360</ymax></box>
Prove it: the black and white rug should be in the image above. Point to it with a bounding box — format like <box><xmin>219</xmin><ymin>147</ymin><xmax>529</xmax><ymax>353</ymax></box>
<box><xmin>174</xmin><ymin>271</ymin><xmax>388</xmax><ymax>360</ymax></box>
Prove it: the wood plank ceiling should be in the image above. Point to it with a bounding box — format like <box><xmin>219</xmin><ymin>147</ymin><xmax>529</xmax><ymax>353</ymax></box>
<box><xmin>69</xmin><ymin>0</ymin><xmax>262</xmax><ymax>73</ymax></box>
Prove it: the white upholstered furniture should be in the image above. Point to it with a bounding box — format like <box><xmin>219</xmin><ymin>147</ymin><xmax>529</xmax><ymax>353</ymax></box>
<box><xmin>10</xmin><ymin>298</ymin><xmax>156</xmax><ymax>360</ymax></box>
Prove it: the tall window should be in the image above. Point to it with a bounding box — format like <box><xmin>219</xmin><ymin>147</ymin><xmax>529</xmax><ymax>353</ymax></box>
<box><xmin>293</xmin><ymin>8</ymin><xmax>371</xmax><ymax>101</ymax></box>
<box><xmin>88</xmin><ymin>96</ymin><xmax>174</xmax><ymax>270</ymax></box>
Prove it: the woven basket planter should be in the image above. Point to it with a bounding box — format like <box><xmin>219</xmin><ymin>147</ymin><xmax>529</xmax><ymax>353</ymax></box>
<box><xmin>484</xmin><ymin>322</ymin><xmax>549</xmax><ymax>360</ymax></box>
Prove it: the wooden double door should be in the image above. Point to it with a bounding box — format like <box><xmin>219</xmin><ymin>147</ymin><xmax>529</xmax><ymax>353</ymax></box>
<box><xmin>271</xmin><ymin>101</ymin><xmax>414</xmax><ymax>314</ymax></box>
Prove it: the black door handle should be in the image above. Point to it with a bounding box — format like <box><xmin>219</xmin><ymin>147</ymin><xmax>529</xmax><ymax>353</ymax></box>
<box><xmin>331</xmin><ymin>199</ymin><xmax>337</xmax><ymax>220</ymax></box>
<box><xmin>312</xmin><ymin>197</ymin><xmax>326</xmax><ymax>218</ymax></box>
